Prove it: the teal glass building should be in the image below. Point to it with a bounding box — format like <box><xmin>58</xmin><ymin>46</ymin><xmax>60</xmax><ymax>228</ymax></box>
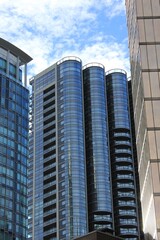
<box><xmin>0</xmin><ymin>38</ymin><xmax>32</xmax><ymax>239</ymax></box>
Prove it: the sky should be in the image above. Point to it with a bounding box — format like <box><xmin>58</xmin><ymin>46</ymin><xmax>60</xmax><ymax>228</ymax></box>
<box><xmin>0</xmin><ymin>0</ymin><xmax>130</xmax><ymax>83</ymax></box>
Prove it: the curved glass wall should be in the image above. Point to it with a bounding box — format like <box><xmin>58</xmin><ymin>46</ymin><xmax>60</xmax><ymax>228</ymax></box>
<box><xmin>83</xmin><ymin>64</ymin><xmax>113</xmax><ymax>233</ymax></box>
<box><xmin>0</xmin><ymin>75</ymin><xmax>29</xmax><ymax>239</ymax></box>
<box><xmin>106</xmin><ymin>70</ymin><xmax>140</xmax><ymax>239</ymax></box>
<box><xmin>57</xmin><ymin>58</ymin><xmax>88</xmax><ymax>239</ymax></box>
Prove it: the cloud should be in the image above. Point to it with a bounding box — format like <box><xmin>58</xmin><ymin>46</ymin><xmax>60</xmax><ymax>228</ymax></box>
<box><xmin>55</xmin><ymin>38</ymin><xmax>130</xmax><ymax>76</ymax></box>
<box><xmin>103</xmin><ymin>0</ymin><xmax>126</xmax><ymax>18</ymax></box>
<box><xmin>0</xmin><ymin>0</ymin><xmax>129</xmax><ymax>84</ymax></box>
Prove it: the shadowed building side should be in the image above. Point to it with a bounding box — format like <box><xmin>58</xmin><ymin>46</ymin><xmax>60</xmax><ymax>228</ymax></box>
<box><xmin>106</xmin><ymin>70</ymin><xmax>140</xmax><ymax>239</ymax></box>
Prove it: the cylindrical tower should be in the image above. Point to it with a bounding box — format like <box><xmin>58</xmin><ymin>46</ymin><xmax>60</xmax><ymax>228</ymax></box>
<box><xmin>83</xmin><ymin>63</ymin><xmax>113</xmax><ymax>233</ymax></box>
<box><xmin>106</xmin><ymin>70</ymin><xmax>140</xmax><ymax>239</ymax></box>
<box><xmin>57</xmin><ymin>57</ymin><xmax>88</xmax><ymax>239</ymax></box>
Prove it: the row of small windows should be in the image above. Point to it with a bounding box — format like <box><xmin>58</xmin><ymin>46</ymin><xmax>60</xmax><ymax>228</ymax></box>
<box><xmin>0</xmin><ymin>117</ymin><xmax>28</xmax><ymax>138</ymax></box>
<box><xmin>0</xmin><ymin>92</ymin><xmax>28</xmax><ymax>110</ymax></box>
<box><xmin>0</xmin><ymin>136</ymin><xmax>28</xmax><ymax>157</ymax></box>
<box><xmin>0</xmin><ymin>221</ymin><xmax>26</xmax><ymax>235</ymax></box>
<box><xmin>0</xmin><ymin>169</ymin><xmax>27</xmax><ymax>186</ymax></box>
<box><xmin>0</xmin><ymin>126</ymin><xmax>15</xmax><ymax>138</ymax></box>
<box><xmin>36</xmin><ymin>69</ymin><xmax>55</xmax><ymax>91</ymax></box>
<box><xmin>0</xmin><ymin>75</ymin><xmax>28</xmax><ymax>100</ymax></box>
<box><xmin>0</xmin><ymin>57</ymin><xmax>22</xmax><ymax>81</ymax></box>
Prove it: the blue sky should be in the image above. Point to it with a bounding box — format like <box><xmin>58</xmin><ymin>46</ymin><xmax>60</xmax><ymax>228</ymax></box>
<box><xmin>0</xmin><ymin>0</ymin><xmax>130</xmax><ymax>81</ymax></box>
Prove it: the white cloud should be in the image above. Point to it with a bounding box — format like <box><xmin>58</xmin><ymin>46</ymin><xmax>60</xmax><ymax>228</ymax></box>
<box><xmin>103</xmin><ymin>0</ymin><xmax>126</xmax><ymax>18</ymax></box>
<box><xmin>0</xmin><ymin>0</ymin><xmax>129</xmax><ymax>84</ymax></box>
<box><xmin>56</xmin><ymin>39</ymin><xmax>130</xmax><ymax>76</ymax></box>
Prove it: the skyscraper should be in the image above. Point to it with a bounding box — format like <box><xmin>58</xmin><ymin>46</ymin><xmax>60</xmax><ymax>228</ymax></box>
<box><xmin>83</xmin><ymin>63</ymin><xmax>113</xmax><ymax>232</ymax></box>
<box><xmin>29</xmin><ymin>57</ymin><xmax>141</xmax><ymax>240</ymax></box>
<box><xmin>106</xmin><ymin>70</ymin><xmax>140</xmax><ymax>239</ymax></box>
<box><xmin>125</xmin><ymin>1</ymin><xmax>160</xmax><ymax>239</ymax></box>
<box><xmin>0</xmin><ymin>38</ymin><xmax>32</xmax><ymax>239</ymax></box>
<box><xmin>28</xmin><ymin>57</ymin><xmax>88</xmax><ymax>240</ymax></box>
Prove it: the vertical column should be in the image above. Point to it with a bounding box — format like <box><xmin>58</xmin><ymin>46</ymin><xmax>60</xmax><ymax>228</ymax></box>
<box><xmin>6</xmin><ymin>50</ymin><xmax>10</xmax><ymax>75</ymax></box>
<box><xmin>24</xmin><ymin>63</ymin><xmax>27</xmax><ymax>86</ymax></box>
<box><xmin>57</xmin><ymin>57</ymin><xmax>88</xmax><ymax>239</ymax></box>
<box><xmin>16</xmin><ymin>56</ymin><xmax>19</xmax><ymax>81</ymax></box>
<box><xmin>83</xmin><ymin>63</ymin><xmax>113</xmax><ymax>233</ymax></box>
<box><xmin>106</xmin><ymin>69</ymin><xmax>140</xmax><ymax>239</ymax></box>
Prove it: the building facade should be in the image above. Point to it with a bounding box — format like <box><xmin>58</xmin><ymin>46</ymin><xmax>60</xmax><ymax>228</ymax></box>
<box><xmin>29</xmin><ymin>57</ymin><xmax>141</xmax><ymax>240</ymax></box>
<box><xmin>106</xmin><ymin>70</ymin><xmax>140</xmax><ymax>239</ymax></box>
<box><xmin>0</xmin><ymin>38</ymin><xmax>32</xmax><ymax>239</ymax></box>
<box><xmin>83</xmin><ymin>63</ymin><xmax>113</xmax><ymax>233</ymax></box>
<box><xmin>125</xmin><ymin>0</ymin><xmax>160</xmax><ymax>239</ymax></box>
<box><xmin>28</xmin><ymin>57</ymin><xmax>88</xmax><ymax>240</ymax></box>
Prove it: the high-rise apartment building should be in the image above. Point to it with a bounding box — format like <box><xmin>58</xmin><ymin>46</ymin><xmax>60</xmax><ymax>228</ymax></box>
<box><xmin>0</xmin><ymin>38</ymin><xmax>32</xmax><ymax>239</ymax></box>
<box><xmin>106</xmin><ymin>70</ymin><xmax>140</xmax><ymax>239</ymax></box>
<box><xmin>125</xmin><ymin>0</ymin><xmax>160</xmax><ymax>239</ymax></box>
<box><xmin>28</xmin><ymin>57</ymin><xmax>88</xmax><ymax>240</ymax></box>
<box><xmin>83</xmin><ymin>63</ymin><xmax>113</xmax><ymax>232</ymax></box>
<box><xmin>28</xmin><ymin>57</ymin><xmax>141</xmax><ymax>240</ymax></box>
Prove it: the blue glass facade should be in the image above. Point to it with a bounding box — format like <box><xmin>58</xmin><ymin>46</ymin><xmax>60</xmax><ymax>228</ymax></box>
<box><xmin>57</xmin><ymin>58</ymin><xmax>88</xmax><ymax>239</ymax></box>
<box><xmin>28</xmin><ymin>68</ymin><xmax>57</xmax><ymax>240</ymax></box>
<box><xmin>83</xmin><ymin>64</ymin><xmax>112</xmax><ymax>232</ymax></box>
<box><xmin>0</xmin><ymin>39</ymin><xmax>31</xmax><ymax>240</ymax></box>
<box><xmin>106</xmin><ymin>70</ymin><xmax>140</xmax><ymax>239</ymax></box>
<box><xmin>29</xmin><ymin>57</ymin><xmax>142</xmax><ymax>240</ymax></box>
<box><xmin>29</xmin><ymin>57</ymin><xmax>88</xmax><ymax>240</ymax></box>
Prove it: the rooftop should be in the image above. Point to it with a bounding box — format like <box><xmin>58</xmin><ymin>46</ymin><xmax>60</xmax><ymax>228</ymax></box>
<box><xmin>0</xmin><ymin>38</ymin><xmax>32</xmax><ymax>66</ymax></box>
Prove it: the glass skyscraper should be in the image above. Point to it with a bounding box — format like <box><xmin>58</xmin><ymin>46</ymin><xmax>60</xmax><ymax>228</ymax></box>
<box><xmin>83</xmin><ymin>63</ymin><xmax>112</xmax><ymax>232</ymax></box>
<box><xmin>106</xmin><ymin>70</ymin><xmax>140</xmax><ymax>239</ymax></box>
<box><xmin>0</xmin><ymin>38</ymin><xmax>32</xmax><ymax>239</ymax></box>
<box><xmin>29</xmin><ymin>57</ymin><xmax>88</xmax><ymax>240</ymax></box>
<box><xmin>29</xmin><ymin>57</ymin><xmax>141</xmax><ymax>240</ymax></box>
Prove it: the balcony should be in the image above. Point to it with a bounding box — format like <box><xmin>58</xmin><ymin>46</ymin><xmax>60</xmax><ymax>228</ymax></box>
<box><xmin>93</xmin><ymin>214</ymin><xmax>112</xmax><ymax>223</ymax></box>
<box><xmin>43</xmin><ymin>154</ymin><xmax>56</xmax><ymax>164</ymax></box>
<box><xmin>43</xmin><ymin>199</ymin><xmax>56</xmax><ymax>208</ymax></box>
<box><xmin>43</xmin><ymin>180</ymin><xmax>56</xmax><ymax>190</ymax></box>
<box><xmin>43</xmin><ymin>104</ymin><xmax>55</xmax><ymax>114</ymax></box>
<box><xmin>113</xmin><ymin>157</ymin><xmax>133</xmax><ymax>164</ymax></box>
<box><xmin>116</xmin><ymin>192</ymin><xmax>135</xmax><ymax>199</ymax></box>
<box><xmin>44</xmin><ymin>218</ymin><xmax>56</xmax><ymax>227</ymax></box>
<box><xmin>44</xmin><ymin>208</ymin><xmax>56</xmax><ymax>217</ymax></box>
<box><xmin>43</xmin><ymin>96</ymin><xmax>55</xmax><ymax>106</ymax></box>
<box><xmin>44</xmin><ymin>162</ymin><xmax>56</xmax><ymax>173</ymax></box>
<box><xmin>116</xmin><ymin>174</ymin><xmax>134</xmax><ymax>181</ymax></box>
<box><xmin>118</xmin><ymin>219</ymin><xmax>137</xmax><ymax>226</ymax></box>
<box><xmin>44</xmin><ymin>172</ymin><xmax>56</xmax><ymax>181</ymax></box>
<box><xmin>43</xmin><ymin>129</ymin><xmax>56</xmax><ymax>139</ymax></box>
<box><xmin>117</xmin><ymin>201</ymin><xmax>136</xmax><ymax>208</ymax></box>
<box><xmin>43</xmin><ymin>228</ymin><xmax>56</xmax><ymax>237</ymax></box>
<box><xmin>116</xmin><ymin>183</ymin><xmax>135</xmax><ymax>190</ymax></box>
<box><xmin>43</xmin><ymin>120</ymin><xmax>56</xmax><ymax>130</ymax></box>
<box><xmin>114</xmin><ymin>148</ymin><xmax>132</xmax><ymax>155</ymax></box>
<box><xmin>115</xmin><ymin>165</ymin><xmax>133</xmax><ymax>173</ymax></box>
<box><xmin>118</xmin><ymin>210</ymin><xmax>137</xmax><ymax>217</ymax></box>
<box><xmin>114</xmin><ymin>140</ymin><xmax>131</xmax><ymax>147</ymax></box>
